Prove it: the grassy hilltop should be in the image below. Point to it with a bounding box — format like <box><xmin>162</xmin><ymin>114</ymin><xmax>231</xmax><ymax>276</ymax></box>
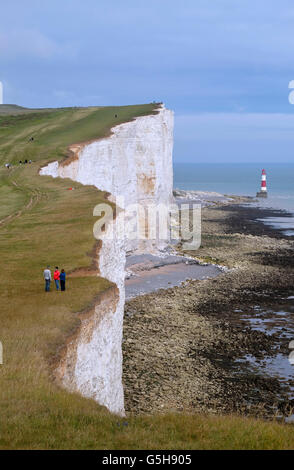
<box><xmin>0</xmin><ymin>104</ymin><xmax>294</xmax><ymax>449</ymax></box>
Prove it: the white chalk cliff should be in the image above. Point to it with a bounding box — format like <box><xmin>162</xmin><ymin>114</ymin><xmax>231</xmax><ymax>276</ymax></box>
<box><xmin>40</xmin><ymin>105</ymin><xmax>174</xmax><ymax>415</ymax></box>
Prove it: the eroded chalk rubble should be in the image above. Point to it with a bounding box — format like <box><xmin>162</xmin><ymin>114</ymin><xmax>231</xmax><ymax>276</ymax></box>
<box><xmin>123</xmin><ymin>203</ymin><xmax>294</xmax><ymax>419</ymax></box>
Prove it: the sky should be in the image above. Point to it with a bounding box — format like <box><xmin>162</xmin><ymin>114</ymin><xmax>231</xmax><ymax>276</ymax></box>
<box><xmin>1</xmin><ymin>0</ymin><xmax>294</xmax><ymax>162</ymax></box>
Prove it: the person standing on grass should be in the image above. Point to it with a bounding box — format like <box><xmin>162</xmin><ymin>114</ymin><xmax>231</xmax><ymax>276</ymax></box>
<box><xmin>54</xmin><ymin>267</ymin><xmax>60</xmax><ymax>291</ymax></box>
<box><xmin>43</xmin><ymin>266</ymin><xmax>51</xmax><ymax>292</ymax></box>
<box><xmin>60</xmin><ymin>269</ymin><xmax>66</xmax><ymax>291</ymax></box>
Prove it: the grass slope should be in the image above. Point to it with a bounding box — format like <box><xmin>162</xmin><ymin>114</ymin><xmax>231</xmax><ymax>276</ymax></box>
<box><xmin>0</xmin><ymin>104</ymin><xmax>30</xmax><ymax>115</ymax></box>
<box><xmin>0</xmin><ymin>104</ymin><xmax>294</xmax><ymax>449</ymax></box>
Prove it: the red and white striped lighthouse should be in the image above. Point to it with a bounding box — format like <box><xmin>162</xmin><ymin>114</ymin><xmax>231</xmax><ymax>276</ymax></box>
<box><xmin>256</xmin><ymin>169</ymin><xmax>268</xmax><ymax>198</ymax></box>
<box><xmin>261</xmin><ymin>169</ymin><xmax>267</xmax><ymax>192</ymax></box>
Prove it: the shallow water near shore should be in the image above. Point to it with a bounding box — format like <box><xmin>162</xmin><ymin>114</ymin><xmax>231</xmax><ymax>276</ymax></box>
<box><xmin>125</xmin><ymin>253</ymin><xmax>221</xmax><ymax>299</ymax></box>
<box><xmin>256</xmin><ymin>215</ymin><xmax>294</xmax><ymax>236</ymax></box>
<box><xmin>236</xmin><ymin>301</ymin><xmax>294</xmax><ymax>420</ymax></box>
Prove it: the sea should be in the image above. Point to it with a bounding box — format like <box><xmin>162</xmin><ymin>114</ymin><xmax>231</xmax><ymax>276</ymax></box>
<box><xmin>173</xmin><ymin>162</ymin><xmax>294</xmax><ymax>236</ymax></box>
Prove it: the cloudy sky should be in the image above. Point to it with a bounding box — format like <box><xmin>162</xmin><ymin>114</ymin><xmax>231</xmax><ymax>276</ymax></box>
<box><xmin>1</xmin><ymin>0</ymin><xmax>294</xmax><ymax>162</ymax></box>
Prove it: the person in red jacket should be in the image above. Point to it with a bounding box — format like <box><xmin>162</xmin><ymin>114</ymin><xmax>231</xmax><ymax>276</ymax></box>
<box><xmin>54</xmin><ymin>266</ymin><xmax>60</xmax><ymax>291</ymax></box>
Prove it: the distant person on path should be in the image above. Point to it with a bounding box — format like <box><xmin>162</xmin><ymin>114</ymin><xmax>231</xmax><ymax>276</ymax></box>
<box><xmin>43</xmin><ymin>266</ymin><xmax>51</xmax><ymax>292</ymax></box>
<box><xmin>60</xmin><ymin>269</ymin><xmax>66</xmax><ymax>291</ymax></box>
<box><xmin>54</xmin><ymin>267</ymin><xmax>60</xmax><ymax>291</ymax></box>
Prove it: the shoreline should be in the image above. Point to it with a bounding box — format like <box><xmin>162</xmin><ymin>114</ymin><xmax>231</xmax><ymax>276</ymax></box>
<box><xmin>125</xmin><ymin>253</ymin><xmax>221</xmax><ymax>300</ymax></box>
<box><xmin>124</xmin><ymin>193</ymin><xmax>252</xmax><ymax>299</ymax></box>
<box><xmin>122</xmin><ymin>196</ymin><xmax>294</xmax><ymax>420</ymax></box>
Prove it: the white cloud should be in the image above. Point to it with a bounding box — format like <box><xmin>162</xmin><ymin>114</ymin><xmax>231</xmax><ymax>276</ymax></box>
<box><xmin>0</xmin><ymin>29</ymin><xmax>77</xmax><ymax>61</ymax></box>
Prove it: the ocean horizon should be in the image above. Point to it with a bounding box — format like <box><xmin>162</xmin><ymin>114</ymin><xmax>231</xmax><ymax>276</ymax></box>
<box><xmin>173</xmin><ymin>162</ymin><xmax>294</xmax><ymax>234</ymax></box>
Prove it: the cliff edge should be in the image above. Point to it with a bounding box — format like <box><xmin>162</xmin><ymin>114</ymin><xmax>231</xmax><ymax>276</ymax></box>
<box><xmin>40</xmin><ymin>104</ymin><xmax>174</xmax><ymax>415</ymax></box>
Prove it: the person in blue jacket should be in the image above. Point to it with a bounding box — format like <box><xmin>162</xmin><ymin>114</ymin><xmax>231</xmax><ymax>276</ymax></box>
<box><xmin>60</xmin><ymin>269</ymin><xmax>66</xmax><ymax>291</ymax></box>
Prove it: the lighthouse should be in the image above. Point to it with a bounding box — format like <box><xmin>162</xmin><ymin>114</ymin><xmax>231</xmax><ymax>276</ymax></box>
<box><xmin>256</xmin><ymin>169</ymin><xmax>268</xmax><ymax>198</ymax></box>
<box><xmin>0</xmin><ymin>81</ymin><xmax>3</xmax><ymax>105</ymax></box>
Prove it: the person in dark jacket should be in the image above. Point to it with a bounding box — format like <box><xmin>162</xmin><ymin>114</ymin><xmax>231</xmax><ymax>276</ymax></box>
<box><xmin>60</xmin><ymin>269</ymin><xmax>66</xmax><ymax>291</ymax></box>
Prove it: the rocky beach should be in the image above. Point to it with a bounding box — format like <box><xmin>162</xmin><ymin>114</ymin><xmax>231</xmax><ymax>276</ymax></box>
<box><xmin>122</xmin><ymin>197</ymin><xmax>294</xmax><ymax>420</ymax></box>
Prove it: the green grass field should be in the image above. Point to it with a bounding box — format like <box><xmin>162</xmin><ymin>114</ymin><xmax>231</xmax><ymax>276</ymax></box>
<box><xmin>0</xmin><ymin>103</ymin><xmax>294</xmax><ymax>449</ymax></box>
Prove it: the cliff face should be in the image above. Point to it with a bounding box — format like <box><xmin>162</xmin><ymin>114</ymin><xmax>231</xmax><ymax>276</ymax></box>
<box><xmin>40</xmin><ymin>105</ymin><xmax>174</xmax><ymax>415</ymax></box>
<box><xmin>54</xmin><ymin>213</ymin><xmax>126</xmax><ymax>416</ymax></box>
<box><xmin>41</xmin><ymin>106</ymin><xmax>174</xmax><ymax>252</ymax></box>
